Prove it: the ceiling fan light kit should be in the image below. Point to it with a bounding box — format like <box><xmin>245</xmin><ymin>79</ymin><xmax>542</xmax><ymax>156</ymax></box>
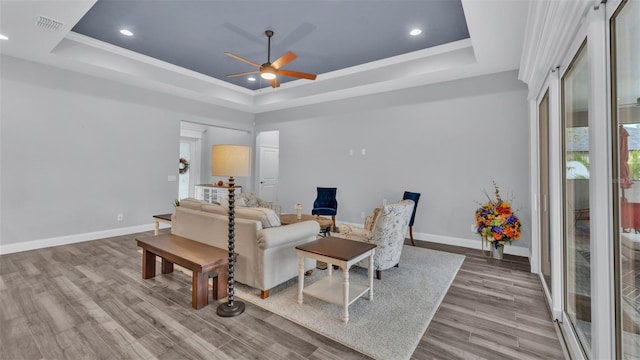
<box><xmin>260</xmin><ymin>66</ymin><xmax>277</xmax><ymax>80</ymax></box>
<box><xmin>225</xmin><ymin>30</ymin><xmax>317</xmax><ymax>88</ymax></box>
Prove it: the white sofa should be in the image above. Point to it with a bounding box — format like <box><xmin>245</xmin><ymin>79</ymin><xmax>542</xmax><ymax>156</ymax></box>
<box><xmin>171</xmin><ymin>198</ymin><xmax>320</xmax><ymax>298</ymax></box>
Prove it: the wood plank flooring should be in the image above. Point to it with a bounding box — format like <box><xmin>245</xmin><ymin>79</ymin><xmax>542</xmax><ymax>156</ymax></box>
<box><xmin>414</xmin><ymin>241</ymin><xmax>566</xmax><ymax>360</ymax></box>
<box><xmin>0</xmin><ymin>230</ymin><xmax>566</xmax><ymax>359</ymax></box>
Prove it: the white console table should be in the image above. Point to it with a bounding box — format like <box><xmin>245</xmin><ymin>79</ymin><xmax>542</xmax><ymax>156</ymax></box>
<box><xmin>194</xmin><ymin>184</ymin><xmax>242</xmax><ymax>204</ymax></box>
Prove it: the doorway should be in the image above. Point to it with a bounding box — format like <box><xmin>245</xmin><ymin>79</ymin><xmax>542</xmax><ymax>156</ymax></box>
<box><xmin>179</xmin><ymin>122</ymin><xmax>205</xmax><ymax>200</ymax></box>
<box><xmin>257</xmin><ymin>131</ymin><xmax>279</xmax><ymax>203</ymax></box>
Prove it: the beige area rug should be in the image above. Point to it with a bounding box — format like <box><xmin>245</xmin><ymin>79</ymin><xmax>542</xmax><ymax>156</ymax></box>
<box><xmin>142</xmin><ymin>246</ymin><xmax>464</xmax><ymax>359</ymax></box>
<box><xmin>235</xmin><ymin>246</ymin><xmax>465</xmax><ymax>360</ymax></box>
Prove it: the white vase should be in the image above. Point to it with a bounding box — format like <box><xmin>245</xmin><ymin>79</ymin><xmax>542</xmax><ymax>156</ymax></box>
<box><xmin>492</xmin><ymin>245</ymin><xmax>504</xmax><ymax>260</ymax></box>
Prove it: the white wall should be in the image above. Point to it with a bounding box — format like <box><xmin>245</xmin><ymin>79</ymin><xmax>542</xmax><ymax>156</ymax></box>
<box><xmin>255</xmin><ymin>70</ymin><xmax>532</xmax><ymax>252</ymax></box>
<box><xmin>0</xmin><ymin>56</ymin><xmax>531</xmax><ymax>255</ymax></box>
<box><xmin>0</xmin><ymin>55</ymin><xmax>253</xmax><ymax>249</ymax></box>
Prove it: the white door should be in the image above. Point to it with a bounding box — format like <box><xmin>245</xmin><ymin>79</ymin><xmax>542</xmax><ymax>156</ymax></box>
<box><xmin>258</xmin><ymin>146</ymin><xmax>279</xmax><ymax>203</ymax></box>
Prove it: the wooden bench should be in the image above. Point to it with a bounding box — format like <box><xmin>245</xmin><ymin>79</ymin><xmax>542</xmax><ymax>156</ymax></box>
<box><xmin>136</xmin><ymin>234</ymin><xmax>228</xmax><ymax>309</ymax></box>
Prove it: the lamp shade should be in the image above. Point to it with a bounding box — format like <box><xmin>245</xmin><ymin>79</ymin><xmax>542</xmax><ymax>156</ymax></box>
<box><xmin>211</xmin><ymin>145</ymin><xmax>251</xmax><ymax>177</ymax></box>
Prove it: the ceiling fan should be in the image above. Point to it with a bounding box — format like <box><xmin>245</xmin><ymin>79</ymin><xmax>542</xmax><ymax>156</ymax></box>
<box><xmin>224</xmin><ymin>30</ymin><xmax>317</xmax><ymax>88</ymax></box>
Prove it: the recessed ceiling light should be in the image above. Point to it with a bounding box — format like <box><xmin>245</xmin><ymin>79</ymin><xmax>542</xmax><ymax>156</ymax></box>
<box><xmin>409</xmin><ymin>28</ymin><xmax>422</xmax><ymax>36</ymax></box>
<box><xmin>0</xmin><ymin>34</ymin><xmax>8</xmax><ymax>40</ymax></box>
<box><xmin>248</xmin><ymin>77</ymin><xmax>256</xmax><ymax>82</ymax></box>
<box><xmin>119</xmin><ymin>29</ymin><xmax>133</xmax><ymax>36</ymax></box>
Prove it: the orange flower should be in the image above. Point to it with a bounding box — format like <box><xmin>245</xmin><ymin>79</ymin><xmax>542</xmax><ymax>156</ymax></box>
<box><xmin>496</xmin><ymin>202</ymin><xmax>512</xmax><ymax>215</ymax></box>
<box><xmin>504</xmin><ymin>227</ymin><xmax>516</xmax><ymax>238</ymax></box>
<box><xmin>493</xmin><ymin>232</ymin><xmax>502</xmax><ymax>240</ymax></box>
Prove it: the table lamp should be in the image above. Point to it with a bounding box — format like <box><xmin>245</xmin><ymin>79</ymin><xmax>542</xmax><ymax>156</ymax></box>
<box><xmin>211</xmin><ymin>144</ymin><xmax>251</xmax><ymax>317</ymax></box>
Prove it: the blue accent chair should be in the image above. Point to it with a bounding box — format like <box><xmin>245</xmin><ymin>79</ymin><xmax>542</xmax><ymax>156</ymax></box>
<box><xmin>402</xmin><ymin>191</ymin><xmax>421</xmax><ymax>246</ymax></box>
<box><xmin>312</xmin><ymin>187</ymin><xmax>338</xmax><ymax>232</ymax></box>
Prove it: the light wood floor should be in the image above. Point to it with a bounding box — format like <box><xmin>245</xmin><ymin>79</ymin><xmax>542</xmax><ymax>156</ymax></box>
<box><xmin>0</xmin><ymin>230</ymin><xmax>566</xmax><ymax>359</ymax></box>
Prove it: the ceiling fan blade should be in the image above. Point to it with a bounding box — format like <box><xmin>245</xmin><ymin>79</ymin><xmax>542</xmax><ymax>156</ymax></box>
<box><xmin>270</xmin><ymin>78</ymin><xmax>280</xmax><ymax>88</ymax></box>
<box><xmin>224</xmin><ymin>52</ymin><xmax>260</xmax><ymax>68</ymax></box>
<box><xmin>226</xmin><ymin>70</ymin><xmax>260</xmax><ymax>78</ymax></box>
<box><xmin>278</xmin><ymin>69</ymin><xmax>317</xmax><ymax>80</ymax></box>
<box><xmin>272</xmin><ymin>51</ymin><xmax>297</xmax><ymax>69</ymax></box>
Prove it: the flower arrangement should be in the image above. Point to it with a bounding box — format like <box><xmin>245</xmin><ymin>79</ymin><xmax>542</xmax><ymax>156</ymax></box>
<box><xmin>475</xmin><ymin>181</ymin><xmax>521</xmax><ymax>249</ymax></box>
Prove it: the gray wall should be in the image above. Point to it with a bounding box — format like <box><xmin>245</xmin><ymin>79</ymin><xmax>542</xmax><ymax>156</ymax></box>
<box><xmin>0</xmin><ymin>55</ymin><xmax>253</xmax><ymax>246</ymax></box>
<box><xmin>255</xmin><ymin>70</ymin><xmax>531</xmax><ymax>249</ymax></box>
<box><xmin>0</xmin><ymin>55</ymin><xmax>531</xmax><ymax>252</ymax></box>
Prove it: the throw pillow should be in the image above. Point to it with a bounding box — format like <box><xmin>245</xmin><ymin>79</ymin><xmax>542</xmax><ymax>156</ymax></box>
<box><xmin>220</xmin><ymin>197</ymin><xmax>246</xmax><ymax>208</ymax></box>
<box><xmin>364</xmin><ymin>206</ymin><xmax>383</xmax><ymax>231</ymax></box>
<box><xmin>238</xmin><ymin>192</ymin><xmax>260</xmax><ymax>207</ymax></box>
<box><xmin>235</xmin><ymin>207</ymin><xmax>281</xmax><ymax>228</ymax></box>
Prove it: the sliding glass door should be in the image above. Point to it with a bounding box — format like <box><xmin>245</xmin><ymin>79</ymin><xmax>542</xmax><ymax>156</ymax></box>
<box><xmin>562</xmin><ymin>41</ymin><xmax>592</xmax><ymax>356</ymax></box>
<box><xmin>539</xmin><ymin>90</ymin><xmax>552</xmax><ymax>292</ymax></box>
<box><xmin>612</xmin><ymin>0</ymin><xmax>640</xmax><ymax>357</ymax></box>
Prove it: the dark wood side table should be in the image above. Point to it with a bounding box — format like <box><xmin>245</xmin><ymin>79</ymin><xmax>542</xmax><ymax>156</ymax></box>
<box><xmin>280</xmin><ymin>214</ymin><xmax>333</xmax><ymax>236</ymax></box>
<box><xmin>153</xmin><ymin>213</ymin><xmax>172</xmax><ymax>235</ymax></box>
<box><xmin>296</xmin><ymin>236</ymin><xmax>376</xmax><ymax>323</ymax></box>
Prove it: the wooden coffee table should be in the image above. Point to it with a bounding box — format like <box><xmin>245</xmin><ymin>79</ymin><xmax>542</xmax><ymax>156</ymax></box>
<box><xmin>296</xmin><ymin>236</ymin><xmax>376</xmax><ymax>323</ymax></box>
<box><xmin>136</xmin><ymin>234</ymin><xmax>228</xmax><ymax>309</ymax></box>
<box><xmin>280</xmin><ymin>214</ymin><xmax>333</xmax><ymax>236</ymax></box>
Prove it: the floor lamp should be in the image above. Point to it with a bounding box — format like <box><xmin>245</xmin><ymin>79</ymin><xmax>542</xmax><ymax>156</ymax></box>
<box><xmin>211</xmin><ymin>144</ymin><xmax>251</xmax><ymax>317</ymax></box>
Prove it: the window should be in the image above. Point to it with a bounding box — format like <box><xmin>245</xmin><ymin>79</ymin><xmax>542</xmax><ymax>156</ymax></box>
<box><xmin>562</xmin><ymin>41</ymin><xmax>592</xmax><ymax>355</ymax></box>
<box><xmin>612</xmin><ymin>0</ymin><xmax>640</xmax><ymax>357</ymax></box>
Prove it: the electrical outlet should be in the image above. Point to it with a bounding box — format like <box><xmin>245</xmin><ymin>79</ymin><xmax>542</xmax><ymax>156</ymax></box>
<box><xmin>361</xmin><ymin>211</ymin><xmax>366</xmax><ymax>219</ymax></box>
<box><xmin>117</xmin><ymin>213</ymin><xmax>123</xmax><ymax>221</ymax></box>
<box><xmin>471</xmin><ymin>223</ymin><xmax>476</xmax><ymax>233</ymax></box>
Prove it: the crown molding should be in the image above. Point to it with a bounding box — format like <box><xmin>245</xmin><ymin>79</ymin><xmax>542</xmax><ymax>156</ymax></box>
<box><xmin>519</xmin><ymin>0</ymin><xmax>594</xmax><ymax>98</ymax></box>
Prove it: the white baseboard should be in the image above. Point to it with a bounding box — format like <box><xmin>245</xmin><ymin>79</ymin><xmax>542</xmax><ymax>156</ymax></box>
<box><xmin>414</xmin><ymin>231</ymin><xmax>532</xmax><ymax>258</ymax></box>
<box><xmin>338</xmin><ymin>221</ymin><xmax>531</xmax><ymax>258</ymax></box>
<box><xmin>0</xmin><ymin>223</ymin><xmax>170</xmax><ymax>255</ymax></box>
<box><xmin>2</xmin><ymin>221</ymin><xmax>531</xmax><ymax>260</ymax></box>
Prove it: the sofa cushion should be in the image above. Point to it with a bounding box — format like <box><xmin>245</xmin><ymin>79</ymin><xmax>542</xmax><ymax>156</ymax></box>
<box><xmin>235</xmin><ymin>207</ymin><xmax>281</xmax><ymax>228</ymax></box>
<box><xmin>179</xmin><ymin>197</ymin><xmax>205</xmax><ymax>210</ymax></box>
<box><xmin>201</xmin><ymin>203</ymin><xmax>227</xmax><ymax>216</ymax></box>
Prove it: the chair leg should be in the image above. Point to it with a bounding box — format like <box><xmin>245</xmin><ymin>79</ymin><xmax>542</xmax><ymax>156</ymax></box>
<box><xmin>260</xmin><ymin>290</ymin><xmax>270</xmax><ymax>299</ymax></box>
<box><xmin>409</xmin><ymin>226</ymin><xmax>416</xmax><ymax>246</ymax></box>
<box><xmin>376</xmin><ymin>270</ymin><xmax>381</xmax><ymax>280</ymax></box>
<box><xmin>331</xmin><ymin>215</ymin><xmax>337</xmax><ymax>232</ymax></box>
